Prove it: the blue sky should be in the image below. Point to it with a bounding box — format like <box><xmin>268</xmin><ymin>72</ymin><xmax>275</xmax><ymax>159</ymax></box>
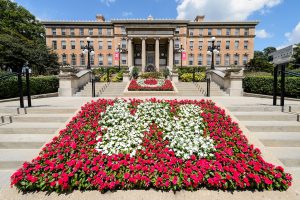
<box><xmin>14</xmin><ymin>0</ymin><xmax>300</xmax><ymax>51</ymax></box>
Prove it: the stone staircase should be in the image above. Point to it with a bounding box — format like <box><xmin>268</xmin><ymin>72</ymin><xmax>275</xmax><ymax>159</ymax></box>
<box><xmin>75</xmin><ymin>82</ymin><xmax>109</xmax><ymax>97</ymax></box>
<box><xmin>0</xmin><ymin>107</ymin><xmax>78</xmax><ymax>188</ymax></box>
<box><xmin>99</xmin><ymin>82</ymin><xmax>128</xmax><ymax>97</ymax></box>
<box><xmin>228</xmin><ymin>105</ymin><xmax>300</xmax><ymax>181</ymax></box>
<box><xmin>175</xmin><ymin>82</ymin><xmax>226</xmax><ymax>96</ymax></box>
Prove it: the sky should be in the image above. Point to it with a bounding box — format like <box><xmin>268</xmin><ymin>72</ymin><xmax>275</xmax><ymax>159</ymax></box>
<box><xmin>13</xmin><ymin>0</ymin><xmax>300</xmax><ymax>51</ymax></box>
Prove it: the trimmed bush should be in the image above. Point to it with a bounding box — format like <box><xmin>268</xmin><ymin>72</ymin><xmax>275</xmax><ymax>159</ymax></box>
<box><xmin>243</xmin><ymin>76</ymin><xmax>300</xmax><ymax>98</ymax></box>
<box><xmin>139</xmin><ymin>72</ymin><xmax>163</xmax><ymax>79</ymax></box>
<box><xmin>181</xmin><ymin>72</ymin><xmax>206</xmax><ymax>82</ymax></box>
<box><xmin>0</xmin><ymin>76</ymin><xmax>58</xmax><ymax>99</ymax></box>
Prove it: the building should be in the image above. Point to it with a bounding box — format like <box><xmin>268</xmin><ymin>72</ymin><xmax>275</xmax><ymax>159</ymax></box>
<box><xmin>42</xmin><ymin>15</ymin><xmax>258</xmax><ymax>71</ymax></box>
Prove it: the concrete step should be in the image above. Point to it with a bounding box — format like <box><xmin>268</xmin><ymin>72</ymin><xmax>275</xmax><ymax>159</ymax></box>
<box><xmin>0</xmin><ymin>123</ymin><xmax>61</xmax><ymax>134</ymax></box>
<box><xmin>0</xmin><ymin>170</ymin><xmax>14</xmax><ymax>188</ymax></box>
<box><xmin>266</xmin><ymin>147</ymin><xmax>300</xmax><ymax>167</ymax></box>
<box><xmin>243</xmin><ymin>121</ymin><xmax>300</xmax><ymax>132</ymax></box>
<box><xmin>26</xmin><ymin>107</ymin><xmax>77</xmax><ymax>114</ymax></box>
<box><xmin>12</xmin><ymin>114</ymin><xmax>70</xmax><ymax>123</ymax></box>
<box><xmin>233</xmin><ymin>112</ymin><xmax>297</xmax><ymax>121</ymax></box>
<box><xmin>255</xmin><ymin>132</ymin><xmax>300</xmax><ymax>147</ymax></box>
<box><xmin>0</xmin><ymin>149</ymin><xmax>39</xmax><ymax>169</ymax></box>
<box><xmin>227</xmin><ymin>106</ymin><xmax>282</xmax><ymax>112</ymax></box>
<box><xmin>0</xmin><ymin>134</ymin><xmax>51</xmax><ymax>149</ymax></box>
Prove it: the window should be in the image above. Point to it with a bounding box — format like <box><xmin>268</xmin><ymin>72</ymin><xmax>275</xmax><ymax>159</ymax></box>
<box><xmin>206</xmin><ymin>54</ymin><xmax>211</xmax><ymax>66</ymax></box>
<box><xmin>89</xmin><ymin>41</ymin><xmax>94</xmax><ymax>48</ymax></box>
<box><xmin>189</xmin><ymin>40</ymin><xmax>194</xmax><ymax>49</ymax></box>
<box><xmin>62</xmin><ymin>54</ymin><xmax>67</xmax><ymax>65</ymax></box>
<box><xmin>208</xmin><ymin>28</ymin><xmax>212</xmax><ymax>36</ymax></box>
<box><xmin>121</xmin><ymin>53</ymin><xmax>126</xmax><ymax>64</ymax></box>
<box><xmin>98</xmin><ymin>40</ymin><xmax>103</xmax><ymax>50</ymax></box>
<box><xmin>90</xmin><ymin>54</ymin><xmax>95</xmax><ymax>66</ymax></box>
<box><xmin>216</xmin><ymin>54</ymin><xmax>221</xmax><ymax>65</ymax></box>
<box><xmin>234</xmin><ymin>54</ymin><xmax>239</xmax><ymax>65</ymax></box>
<box><xmin>244</xmin><ymin>28</ymin><xmax>249</xmax><ymax>36</ymax></box>
<box><xmin>175</xmin><ymin>53</ymin><xmax>180</xmax><ymax>65</ymax></box>
<box><xmin>80</xmin><ymin>40</ymin><xmax>85</xmax><ymax>49</ymax></box>
<box><xmin>235</xmin><ymin>28</ymin><xmax>240</xmax><ymax>36</ymax></box>
<box><xmin>234</xmin><ymin>40</ymin><xmax>239</xmax><ymax>50</ymax></box>
<box><xmin>52</xmin><ymin>41</ymin><xmax>57</xmax><ymax>50</ymax></box>
<box><xmin>208</xmin><ymin>41</ymin><xmax>212</xmax><ymax>49</ymax></box>
<box><xmin>98</xmin><ymin>54</ymin><xmax>103</xmax><ymax>65</ymax></box>
<box><xmin>216</xmin><ymin>41</ymin><xmax>221</xmax><ymax>48</ymax></box>
<box><xmin>98</xmin><ymin>27</ymin><xmax>102</xmax><ymax>35</ymax></box>
<box><xmin>175</xmin><ymin>27</ymin><xmax>180</xmax><ymax>35</ymax></box>
<box><xmin>79</xmin><ymin>28</ymin><xmax>84</xmax><ymax>36</ymax></box>
<box><xmin>174</xmin><ymin>39</ymin><xmax>180</xmax><ymax>49</ymax></box>
<box><xmin>188</xmin><ymin>54</ymin><xmax>194</xmax><ymax>65</ymax></box>
<box><xmin>243</xmin><ymin>55</ymin><xmax>248</xmax><ymax>65</ymax></box>
<box><xmin>121</xmin><ymin>39</ymin><xmax>127</xmax><ymax>49</ymax></box>
<box><xmin>88</xmin><ymin>28</ymin><xmax>93</xmax><ymax>36</ymax></box>
<box><xmin>199</xmin><ymin>28</ymin><xmax>203</xmax><ymax>36</ymax></box>
<box><xmin>107</xmin><ymin>54</ymin><xmax>112</xmax><ymax>66</ymax></box>
<box><xmin>71</xmin><ymin>54</ymin><xmax>76</xmax><ymax>66</ymax></box>
<box><xmin>61</xmin><ymin>40</ymin><xmax>66</xmax><ymax>50</ymax></box>
<box><xmin>225</xmin><ymin>54</ymin><xmax>230</xmax><ymax>66</ymax></box>
<box><xmin>198</xmin><ymin>41</ymin><xmax>203</xmax><ymax>50</ymax></box>
<box><xmin>80</xmin><ymin>54</ymin><xmax>85</xmax><ymax>66</ymax></box>
<box><xmin>226</xmin><ymin>41</ymin><xmax>230</xmax><ymax>49</ymax></box>
<box><xmin>71</xmin><ymin>40</ymin><xmax>76</xmax><ymax>49</ymax></box>
<box><xmin>217</xmin><ymin>28</ymin><xmax>222</xmax><ymax>36</ymax></box>
<box><xmin>70</xmin><ymin>28</ymin><xmax>75</xmax><ymax>36</ymax></box>
<box><xmin>107</xmin><ymin>40</ymin><xmax>112</xmax><ymax>49</ymax></box>
<box><xmin>107</xmin><ymin>28</ymin><xmax>112</xmax><ymax>36</ymax></box>
<box><xmin>121</xmin><ymin>26</ymin><xmax>126</xmax><ymax>35</ymax></box>
<box><xmin>189</xmin><ymin>29</ymin><xmax>194</xmax><ymax>36</ymax></box>
<box><xmin>244</xmin><ymin>40</ymin><xmax>249</xmax><ymax>50</ymax></box>
<box><xmin>198</xmin><ymin>54</ymin><xmax>203</xmax><ymax>65</ymax></box>
<box><xmin>52</xmin><ymin>28</ymin><xmax>56</xmax><ymax>35</ymax></box>
<box><xmin>226</xmin><ymin>28</ymin><xmax>231</xmax><ymax>36</ymax></box>
<box><xmin>61</xmin><ymin>28</ymin><xmax>66</xmax><ymax>36</ymax></box>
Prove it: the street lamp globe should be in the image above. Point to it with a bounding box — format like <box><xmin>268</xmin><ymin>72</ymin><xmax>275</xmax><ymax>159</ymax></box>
<box><xmin>207</xmin><ymin>51</ymin><xmax>212</xmax><ymax>55</ymax></box>
<box><xmin>90</xmin><ymin>51</ymin><xmax>95</xmax><ymax>56</ymax></box>
<box><xmin>86</xmin><ymin>37</ymin><xmax>91</xmax><ymax>42</ymax></box>
<box><xmin>211</xmin><ymin>36</ymin><xmax>216</xmax><ymax>42</ymax></box>
<box><xmin>213</xmin><ymin>49</ymin><xmax>219</xmax><ymax>54</ymax></box>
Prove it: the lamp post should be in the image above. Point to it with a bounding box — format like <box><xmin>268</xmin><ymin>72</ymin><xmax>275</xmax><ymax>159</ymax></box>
<box><xmin>116</xmin><ymin>42</ymin><xmax>127</xmax><ymax>71</ymax></box>
<box><xmin>82</xmin><ymin>37</ymin><xmax>95</xmax><ymax>70</ymax></box>
<box><xmin>176</xmin><ymin>43</ymin><xmax>185</xmax><ymax>70</ymax></box>
<box><xmin>206</xmin><ymin>37</ymin><xmax>220</xmax><ymax>97</ymax></box>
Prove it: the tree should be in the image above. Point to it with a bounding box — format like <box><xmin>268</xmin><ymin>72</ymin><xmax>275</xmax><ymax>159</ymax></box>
<box><xmin>263</xmin><ymin>46</ymin><xmax>277</xmax><ymax>61</ymax></box>
<box><xmin>0</xmin><ymin>0</ymin><xmax>59</xmax><ymax>74</ymax></box>
<box><xmin>245</xmin><ymin>50</ymin><xmax>274</xmax><ymax>72</ymax></box>
<box><xmin>291</xmin><ymin>43</ymin><xmax>300</xmax><ymax>69</ymax></box>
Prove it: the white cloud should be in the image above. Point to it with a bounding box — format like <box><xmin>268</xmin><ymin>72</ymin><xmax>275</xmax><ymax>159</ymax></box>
<box><xmin>284</xmin><ymin>22</ymin><xmax>300</xmax><ymax>44</ymax></box>
<box><xmin>101</xmin><ymin>0</ymin><xmax>116</xmax><ymax>6</ymax></box>
<box><xmin>256</xmin><ymin>29</ymin><xmax>272</xmax><ymax>39</ymax></box>
<box><xmin>176</xmin><ymin>0</ymin><xmax>282</xmax><ymax>21</ymax></box>
<box><xmin>122</xmin><ymin>11</ymin><xmax>133</xmax><ymax>17</ymax></box>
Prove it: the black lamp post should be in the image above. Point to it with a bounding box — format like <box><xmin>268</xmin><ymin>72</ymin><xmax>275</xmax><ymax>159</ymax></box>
<box><xmin>206</xmin><ymin>37</ymin><xmax>220</xmax><ymax>97</ymax></box>
<box><xmin>82</xmin><ymin>37</ymin><xmax>95</xmax><ymax>70</ymax></box>
<box><xmin>176</xmin><ymin>43</ymin><xmax>185</xmax><ymax>69</ymax></box>
<box><xmin>116</xmin><ymin>42</ymin><xmax>127</xmax><ymax>71</ymax></box>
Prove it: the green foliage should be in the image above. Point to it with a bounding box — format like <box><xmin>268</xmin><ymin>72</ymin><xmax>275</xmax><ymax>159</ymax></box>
<box><xmin>245</xmin><ymin>48</ymin><xmax>276</xmax><ymax>72</ymax></box>
<box><xmin>163</xmin><ymin>68</ymin><xmax>170</xmax><ymax>78</ymax></box>
<box><xmin>291</xmin><ymin>43</ymin><xmax>300</xmax><ymax>69</ymax></box>
<box><xmin>131</xmin><ymin>66</ymin><xmax>139</xmax><ymax>79</ymax></box>
<box><xmin>0</xmin><ymin>76</ymin><xmax>58</xmax><ymax>99</ymax></box>
<box><xmin>111</xmin><ymin>71</ymin><xmax>123</xmax><ymax>82</ymax></box>
<box><xmin>180</xmin><ymin>72</ymin><xmax>206</xmax><ymax>82</ymax></box>
<box><xmin>243</xmin><ymin>76</ymin><xmax>300</xmax><ymax>98</ymax></box>
<box><xmin>139</xmin><ymin>72</ymin><xmax>163</xmax><ymax>79</ymax></box>
<box><xmin>0</xmin><ymin>0</ymin><xmax>59</xmax><ymax>74</ymax></box>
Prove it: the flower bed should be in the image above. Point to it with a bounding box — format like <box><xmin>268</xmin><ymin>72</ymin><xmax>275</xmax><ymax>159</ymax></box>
<box><xmin>128</xmin><ymin>79</ymin><xmax>174</xmax><ymax>91</ymax></box>
<box><xmin>11</xmin><ymin>99</ymin><xmax>292</xmax><ymax>192</ymax></box>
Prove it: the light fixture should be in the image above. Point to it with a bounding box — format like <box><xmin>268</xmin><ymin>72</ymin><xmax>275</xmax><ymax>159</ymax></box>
<box><xmin>213</xmin><ymin>49</ymin><xmax>218</xmax><ymax>54</ymax></box>
<box><xmin>211</xmin><ymin>36</ymin><xmax>216</xmax><ymax>42</ymax></box>
<box><xmin>207</xmin><ymin>51</ymin><xmax>212</xmax><ymax>55</ymax></box>
<box><xmin>86</xmin><ymin>37</ymin><xmax>91</xmax><ymax>41</ymax></box>
<box><xmin>90</xmin><ymin>51</ymin><xmax>95</xmax><ymax>56</ymax></box>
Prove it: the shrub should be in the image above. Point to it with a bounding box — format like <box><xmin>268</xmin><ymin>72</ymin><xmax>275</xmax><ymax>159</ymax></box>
<box><xmin>139</xmin><ymin>72</ymin><xmax>163</xmax><ymax>79</ymax></box>
<box><xmin>0</xmin><ymin>76</ymin><xmax>58</xmax><ymax>99</ymax></box>
<box><xmin>180</xmin><ymin>72</ymin><xmax>206</xmax><ymax>82</ymax></box>
<box><xmin>131</xmin><ymin>66</ymin><xmax>139</xmax><ymax>79</ymax></box>
<box><xmin>111</xmin><ymin>72</ymin><xmax>123</xmax><ymax>82</ymax></box>
<box><xmin>243</xmin><ymin>76</ymin><xmax>300</xmax><ymax>98</ymax></box>
<box><xmin>163</xmin><ymin>68</ymin><xmax>170</xmax><ymax>79</ymax></box>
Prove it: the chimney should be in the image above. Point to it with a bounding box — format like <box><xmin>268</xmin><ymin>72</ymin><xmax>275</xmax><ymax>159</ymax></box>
<box><xmin>96</xmin><ymin>14</ymin><xmax>105</xmax><ymax>22</ymax></box>
<box><xmin>194</xmin><ymin>15</ymin><xmax>205</xmax><ymax>22</ymax></box>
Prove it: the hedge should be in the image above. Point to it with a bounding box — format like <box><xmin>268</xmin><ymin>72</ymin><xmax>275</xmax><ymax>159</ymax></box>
<box><xmin>0</xmin><ymin>76</ymin><xmax>59</xmax><ymax>99</ymax></box>
<box><xmin>243</xmin><ymin>76</ymin><xmax>300</xmax><ymax>98</ymax></box>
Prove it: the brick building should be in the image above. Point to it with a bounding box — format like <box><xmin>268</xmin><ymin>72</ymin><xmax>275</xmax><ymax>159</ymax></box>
<box><xmin>42</xmin><ymin>15</ymin><xmax>258</xmax><ymax>71</ymax></box>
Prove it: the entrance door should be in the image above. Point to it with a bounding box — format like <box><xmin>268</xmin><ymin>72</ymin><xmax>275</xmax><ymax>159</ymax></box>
<box><xmin>146</xmin><ymin>52</ymin><xmax>155</xmax><ymax>66</ymax></box>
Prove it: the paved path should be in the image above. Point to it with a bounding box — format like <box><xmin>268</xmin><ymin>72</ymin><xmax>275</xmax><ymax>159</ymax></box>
<box><xmin>0</xmin><ymin>96</ymin><xmax>299</xmax><ymax>199</ymax></box>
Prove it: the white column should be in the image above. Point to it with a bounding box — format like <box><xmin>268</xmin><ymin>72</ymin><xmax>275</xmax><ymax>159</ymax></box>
<box><xmin>142</xmin><ymin>38</ymin><xmax>146</xmax><ymax>72</ymax></box>
<box><xmin>127</xmin><ymin>38</ymin><xmax>132</xmax><ymax>67</ymax></box>
<box><xmin>155</xmin><ymin>38</ymin><xmax>160</xmax><ymax>72</ymax></box>
<box><xmin>168</xmin><ymin>38</ymin><xmax>174</xmax><ymax>71</ymax></box>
